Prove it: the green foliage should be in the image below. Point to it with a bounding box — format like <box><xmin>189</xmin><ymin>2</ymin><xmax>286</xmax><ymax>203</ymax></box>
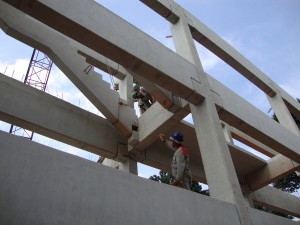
<box><xmin>149</xmin><ymin>171</ymin><xmax>174</xmax><ymax>185</ymax></box>
<box><xmin>273</xmin><ymin>172</ymin><xmax>300</xmax><ymax>193</ymax></box>
<box><xmin>149</xmin><ymin>170</ymin><xmax>210</xmax><ymax>196</ymax></box>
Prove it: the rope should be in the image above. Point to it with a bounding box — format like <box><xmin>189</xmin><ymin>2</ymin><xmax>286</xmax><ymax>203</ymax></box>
<box><xmin>105</xmin><ymin>57</ymin><xmax>116</xmax><ymax>90</ymax></box>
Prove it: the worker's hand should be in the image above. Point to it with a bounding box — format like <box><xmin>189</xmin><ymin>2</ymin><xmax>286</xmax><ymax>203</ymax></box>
<box><xmin>159</xmin><ymin>133</ymin><xmax>166</xmax><ymax>142</ymax></box>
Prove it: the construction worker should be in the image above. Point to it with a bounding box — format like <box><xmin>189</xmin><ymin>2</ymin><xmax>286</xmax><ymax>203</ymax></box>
<box><xmin>132</xmin><ymin>84</ymin><xmax>154</xmax><ymax>114</ymax></box>
<box><xmin>159</xmin><ymin>132</ymin><xmax>192</xmax><ymax>190</ymax></box>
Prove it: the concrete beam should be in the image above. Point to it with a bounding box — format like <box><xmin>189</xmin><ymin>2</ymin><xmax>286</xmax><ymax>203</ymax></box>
<box><xmin>251</xmin><ymin>186</ymin><xmax>300</xmax><ymax>218</ymax></box>
<box><xmin>77</xmin><ymin>50</ymin><xmax>177</xmax><ymax>110</ymax></box>
<box><xmin>77</xmin><ymin>50</ymin><xmax>126</xmax><ymax>81</ymax></box>
<box><xmin>0</xmin><ymin>2</ymin><xmax>136</xmax><ymax>137</ymax></box>
<box><xmin>2</xmin><ymin>0</ymin><xmax>206</xmax><ymax>105</ymax></box>
<box><xmin>229</xmin><ymin>125</ymin><xmax>278</xmax><ymax>158</ymax></box>
<box><xmin>0</xmin><ymin>74</ymin><xmax>124</xmax><ymax>158</ymax></box>
<box><xmin>209</xmin><ymin>75</ymin><xmax>300</xmax><ymax>164</ymax></box>
<box><xmin>140</xmin><ymin>0</ymin><xmax>276</xmax><ymax>97</ymax></box>
<box><xmin>245</xmin><ymin>155</ymin><xmax>300</xmax><ymax>192</ymax></box>
<box><xmin>140</xmin><ymin>0</ymin><xmax>180</xmax><ymax>24</ymax></box>
<box><xmin>267</xmin><ymin>94</ymin><xmax>300</xmax><ymax>136</ymax></box>
<box><xmin>131</xmin><ymin>102</ymin><xmax>189</xmax><ymax>151</ymax></box>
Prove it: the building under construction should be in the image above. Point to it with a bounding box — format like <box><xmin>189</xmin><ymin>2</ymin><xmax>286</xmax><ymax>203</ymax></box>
<box><xmin>0</xmin><ymin>0</ymin><xmax>299</xmax><ymax>224</ymax></box>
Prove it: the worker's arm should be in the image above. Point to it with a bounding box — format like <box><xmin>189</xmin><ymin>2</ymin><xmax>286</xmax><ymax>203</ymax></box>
<box><xmin>159</xmin><ymin>134</ymin><xmax>175</xmax><ymax>151</ymax></box>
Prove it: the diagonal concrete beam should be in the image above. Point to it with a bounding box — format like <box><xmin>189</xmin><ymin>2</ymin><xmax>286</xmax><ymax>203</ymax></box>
<box><xmin>0</xmin><ymin>2</ymin><xmax>136</xmax><ymax>137</ymax></box>
<box><xmin>209</xmin><ymin>75</ymin><xmax>300</xmax><ymax>164</ymax></box>
<box><xmin>228</xmin><ymin>125</ymin><xmax>278</xmax><ymax>158</ymax></box>
<box><xmin>77</xmin><ymin>50</ymin><xmax>177</xmax><ymax>111</ymax></box>
<box><xmin>245</xmin><ymin>154</ymin><xmax>300</xmax><ymax>192</ymax></box>
<box><xmin>0</xmin><ymin>74</ymin><xmax>125</xmax><ymax>158</ymax></box>
<box><xmin>1</xmin><ymin>0</ymin><xmax>206</xmax><ymax>105</ymax></box>
<box><xmin>140</xmin><ymin>0</ymin><xmax>276</xmax><ymax>97</ymax></box>
<box><xmin>130</xmin><ymin>102</ymin><xmax>189</xmax><ymax>151</ymax></box>
<box><xmin>251</xmin><ymin>186</ymin><xmax>300</xmax><ymax>218</ymax></box>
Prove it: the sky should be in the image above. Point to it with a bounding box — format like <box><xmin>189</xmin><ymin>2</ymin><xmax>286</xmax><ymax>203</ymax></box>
<box><xmin>0</xmin><ymin>0</ymin><xmax>300</xmax><ymax>180</ymax></box>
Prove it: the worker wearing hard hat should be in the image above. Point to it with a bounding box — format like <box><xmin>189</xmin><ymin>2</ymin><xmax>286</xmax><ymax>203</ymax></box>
<box><xmin>132</xmin><ymin>84</ymin><xmax>154</xmax><ymax>114</ymax></box>
<box><xmin>159</xmin><ymin>132</ymin><xmax>192</xmax><ymax>190</ymax></box>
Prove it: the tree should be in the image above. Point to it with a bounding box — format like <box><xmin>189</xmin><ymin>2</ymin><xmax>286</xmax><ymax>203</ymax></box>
<box><xmin>271</xmin><ymin>98</ymin><xmax>300</xmax><ymax>193</ymax></box>
<box><xmin>149</xmin><ymin>170</ymin><xmax>210</xmax><ymax>196</ymax></box>
<box><xmin>273</xmin><ymin>172</ymin><xmax>300</xmax><ymax>193</ymax></box>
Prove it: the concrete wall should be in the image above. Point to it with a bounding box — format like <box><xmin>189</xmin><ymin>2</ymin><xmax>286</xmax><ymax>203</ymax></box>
<box><xmin>0</xmin><ymin>131</ymin><xmax>296</xmax><ymax>225</ymax></box>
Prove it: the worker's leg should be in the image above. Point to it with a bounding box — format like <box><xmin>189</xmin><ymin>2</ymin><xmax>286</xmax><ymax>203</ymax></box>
<box><xmin>182</xmin><ymin>174</ymin><xmax>191</xmax><ymax>190</ymax></box>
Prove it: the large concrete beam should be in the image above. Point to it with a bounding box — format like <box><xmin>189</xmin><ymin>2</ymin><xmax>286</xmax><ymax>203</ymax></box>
<box><xmin>132</xmin><ymin>102</ymin><xmax>189</xmax><ymax>151</ymax></box>
<box><xmin>209</xmin><ymin>75</ymin><xmax>300</xmax><ymax>164</ymax></box>
<box><xmin>78</xmin><ymin>50</ymin><xmax>178</xmax><ymax>111</ymax></box>
<box><xmin>0</xmin><ymin>74</ymin><xmax>124</xmax><ymax>158</ymax></box>
<box><xmin>0</xmin><ymin>2</ymin><xmax>136</xmax><ymax>137</ymax></box>
<box><xmin>1</xmin><ymin>0</ymin><xmax>206</xmax><ymax>105</ymax></box>
<box><xmin>251</xmin><ymin>186</ymin><xmax>300</xmax><ymax>218</ymax></box>
<box><xmin>2</xmin><ymin>131</ymin><xmax>295</xmax><ymax>225</ymax></box>
<box><xmin>140</xmin><ymin>0</ymin><xmax>276</xmax><ymax>97</ymax></box>
<box><xmin>229</xmin><ymin>125</ymin><xmax>278</xmax><ymax>158</ymax></box>
<box><xmin>245</xmin><ymin>155</ymin><xmax>300</xmax><ymax>192</ymax></box>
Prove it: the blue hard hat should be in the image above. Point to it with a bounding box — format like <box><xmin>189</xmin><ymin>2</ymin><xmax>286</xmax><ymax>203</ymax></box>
<box><xmin>170</xmin><ymin>132</ymin><xmax>184</xmax><ymax>144</ymax></box>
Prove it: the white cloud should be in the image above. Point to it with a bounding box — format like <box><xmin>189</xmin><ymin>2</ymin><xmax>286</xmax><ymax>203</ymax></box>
<box><xmin>196</xmin><ymin>45</ymin><xmax>221</xmax><ymax>71</ymax></box>
<box><xmin>0</xmin><ymin>58</ymin><xmax>30</xmax><ymax>81</ymax></box>
<box><xmin>280</xmin><ymin>80</ymin><xmax>300</xmax><ymax>99</ymax></box>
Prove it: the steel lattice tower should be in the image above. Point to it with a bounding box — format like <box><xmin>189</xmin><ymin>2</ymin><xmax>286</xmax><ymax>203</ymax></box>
<box><xmin>9</xmin><ymin>49</ymin><xmax>53</xmax><ymax>139</ymax></box>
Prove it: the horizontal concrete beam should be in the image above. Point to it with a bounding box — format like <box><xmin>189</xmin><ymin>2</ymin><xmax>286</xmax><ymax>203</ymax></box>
<box><xmin>0</xmin><ymin>2</ymin><xmax>136</xmax><ymax>137</ymax></box>
<box><xmin>251</xmin><ymin>186</ymin><xmax>300</xmax><ymax>218</ymax></box>
<box><xmin>0</xmin><ymin>74</ymin><xmax>124</xmax><ymax>158</ymax></box>
<box><xmin>245</xmin><ymin>155</ymin><xmax>300</xmax><ymax>192</ymax></box>
<box><xmin>2</xmin><ymin>0</ymin><xmax>206</xmax><ymax>105</ymax></box>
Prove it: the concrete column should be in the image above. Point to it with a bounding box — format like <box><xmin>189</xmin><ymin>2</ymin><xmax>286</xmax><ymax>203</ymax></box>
<box><xmin>116</xmin><ymin>71</ymin><xmax>134</xmax><ymax>108</ymax></box>
<box><xmin>267</xmin><ymin>94</ymin><xmax>300</xmax><ymax>136</ymax></box>
<box><xmin>222</xmin><ymin>123</ymin><xmax>234</xmax><ymax>144</ymax></box>
<box><xmin>113</xmin><ymin>73</ymin><xmax>138</xmax><ymax>175</ymax></box>
<box><xmin>171</xmin><ymin>9</ymin><xmax>252</xmax><ymax>225</ymax></box>
<box><xmin>102</xmin><ymin>158</ymin><xmax>138</xmax><ymax>175</ymax></box>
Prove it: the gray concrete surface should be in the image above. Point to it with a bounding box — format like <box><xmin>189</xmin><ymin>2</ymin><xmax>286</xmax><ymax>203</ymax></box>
<box><xmin>0</xmin><ymin>131</ymin><xmax>297</xmax><ymax>225</ymax></box>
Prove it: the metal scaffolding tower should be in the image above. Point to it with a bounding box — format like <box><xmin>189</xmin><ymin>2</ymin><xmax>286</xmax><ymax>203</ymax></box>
<box><xmin>9</xmin><ymin>49</ymin><xmax>53</xmax><ymax>139</ymax></box>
